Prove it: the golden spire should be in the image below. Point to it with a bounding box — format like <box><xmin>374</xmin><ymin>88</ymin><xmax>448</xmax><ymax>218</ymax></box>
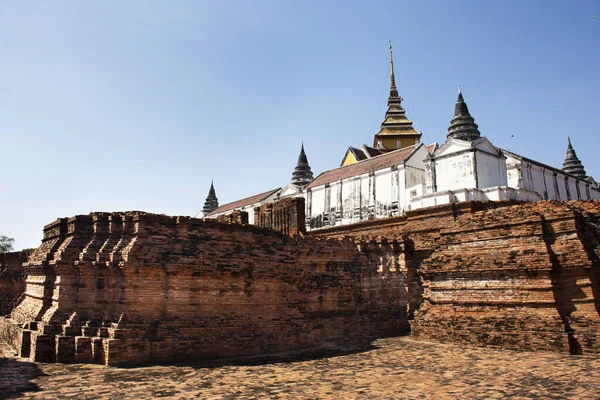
<box><xmin>373</xmin><ymin>42</ymin><xmax>421</xmax><ymax>150</ymax></box>
<box><xmin>388</xmin><ymin>41</ymin><xmax>400</xmax><ymax>103</ymax></box>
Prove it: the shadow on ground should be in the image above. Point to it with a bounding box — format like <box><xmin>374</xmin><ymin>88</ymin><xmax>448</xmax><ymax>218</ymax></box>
<box><xmin>116</xmin><ymin>336</ymin><xmax>386</xmax><ymax>370</ymax></box>
<box><xmin>0</xmin><ymin>357</ymin><xmax>46</xmax><ymax>398</ymax></box>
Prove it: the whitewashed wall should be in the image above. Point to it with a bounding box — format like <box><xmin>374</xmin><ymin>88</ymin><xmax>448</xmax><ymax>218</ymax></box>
<box><xmin>405</xmin><ymin>165</ymin><xmax>424</xmax><ymax>188</ymax></box>
<box><xmin>246</xmin><ymin>206</ymin><xmax>255</xmax><ymax>224</ymax></box>
<box><xmin>403</xmin><ymin>166</ymin><xmax>425</xmax><ymax>211</ymax></box>
<box><xmin>374</xmin><ymin>168</ymin><xmax>393</xmax><ymax>218</ymax></box>
<box><xmin>341</xmin><ymin>177</ymin><xmax>361</xmax><ymax>225</ymax></box>
<box><xmin>566</xmin><ymin>178</ymin><xmax>577</xmax><ymax>200</ymax></box>
<box><xmin>306</xmin><ymin>159</ymin><xmax>428</xmax><ymax>229</ymax></box>
<box><xmin>504</xmin><ymin>153</ymin><xmax>600</xmax><ymax>201</ymax></box>
<box><xmin>434</xmin><ymin>152</ymin><xmax>476</xmax><ymax>192</ymax></box>
<box><xmin>309</xmin><ymin>186</ymin><xmax>327</xmax><ymax>228</ymax></box>
<box><xmin>506</xmin><ymin>157</ymin><xmax>522</xmax><ymax>189</ymax></box>
<box><xmin>476</xmin><ymin>151</ymin><xmax>507</xmax><ymax>188</ymax></box>
<box><xmin>360</xmin><ymin>174</ymin><xmax>374</xmax><ymax>220</ymax></box>
<box><xmin>330</xmin><ymin>182</ymin><xmax>340</xmax><ymax>226</ymax></box>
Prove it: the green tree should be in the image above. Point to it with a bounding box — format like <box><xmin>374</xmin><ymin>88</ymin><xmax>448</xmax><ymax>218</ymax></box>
<box><xmin>0</xmin><ymin>235</ymin><xmax>15</xmax><ymax>253</ymax></box>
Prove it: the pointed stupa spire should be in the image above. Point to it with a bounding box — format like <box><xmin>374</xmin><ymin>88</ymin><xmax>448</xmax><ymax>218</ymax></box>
<box><xmin>562</xmin><ymin>137</ymin><xmax>587</xmax><ymax>178</ymax></box>
<box><xmin>202</xmin><ymin>180</ymin><xmax>219</xmax><ymax>215</ymax></box>
<box><xmin>291</xmin><ymin>142</ymin><xmax>314</xmax><ymax>187</ymax></box>
<box><xmin>446</xmin><ymin>86</ymin><xmax>481</xmax><ymax>141</ymax></box>
<box><xmin>388</xmin><ymin>41</ymin><xmax>401</xmax><ymax>106</ymax></box>
<box><xmin>372</xmin><ymin>43</ymin><xmax>421</xmax><ymax>150</ymax></box>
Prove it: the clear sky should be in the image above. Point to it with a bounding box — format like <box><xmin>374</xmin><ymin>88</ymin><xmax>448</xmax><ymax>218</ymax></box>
<box><xmin>1</xmin><ymin>1</ymin><xmax>599</xmax><ymax>250</ymax></box>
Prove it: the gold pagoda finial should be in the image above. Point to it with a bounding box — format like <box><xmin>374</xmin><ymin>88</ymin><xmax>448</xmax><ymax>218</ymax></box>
<box><xmin>387</xmin><ymin>41</ymin><xmax>400</xmax><ymax>104</ymax></box>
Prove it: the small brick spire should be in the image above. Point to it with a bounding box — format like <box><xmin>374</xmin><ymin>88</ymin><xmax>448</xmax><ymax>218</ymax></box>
<box><xmin>202</xmin><ymin>180</ymin><xmax>219</xmax><ymax>215</ymax></box>
<box><xmin>291</xmin><ymin>143</ymin><xmax>314</xmax><ymax>187</ymax></box>
<box><xmin>447</xmin><ymin>86</ymin><xmax>481</xmax><ymax>142</ymax></box>
<box><xmin>562</xmin><ymin>138</ymin><xmax>587</xmax><ymax>179</ymax></box>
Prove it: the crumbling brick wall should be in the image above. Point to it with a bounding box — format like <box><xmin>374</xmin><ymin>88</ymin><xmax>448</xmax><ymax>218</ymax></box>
<box><xmin>0</xmin><ymin>250</ymin><xmax>32</xmax><ymax>316</ymax></box>
<box><xmin>5</xmin><ymin>199</ymin><xmax>600</xmax><ymax>366</ymax></box>
<box><xmin>310</xmin><ymin>201</ymin><xmax>521</xmax><ymax>320</ymax></box>
<box><xmin>254</xmin><ymin>197</ymin><xmax>306</xmax><ymax>236</ymax></box>
<box><xmin>214</xmin><ymin>210</ymin><xmax>249</xmax><ymax>225</ymax></box>
<box><xmin>314</xmin><ymin>199</ymin><xmax>600</xmax><ymax>355</ymax></box>
<box><xmin>1</xmin><ymin>210</ymin><xmax>409</xmax><ymax>366</ymax></box>
<box><xmin>410</xmin><ymin>201</ymin><xmax>600</xmax><ymax>354</ymax></box>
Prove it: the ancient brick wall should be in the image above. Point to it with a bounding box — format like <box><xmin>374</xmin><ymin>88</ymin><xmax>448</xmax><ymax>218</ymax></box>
<box><xmin>314</xmin><ymin>199</ymin><xmax>600</xmax><ymax>355</ymax></box>
<box><xmin>214</xmin><ymin>210</ymin><xmax>249</xmax><ymax>225</ymax></box>
<box><xmin>254</xmin><ymin>197</ymin><xmax>306</xmax><ymax>236</ymax></box>
<box><xmin>1</xmin><ymin>210</ymin><xmax>409</xmax><ymax>366</ymax></box>
<box><xmin>0</xmin><ymin>250</ymin><xmax>32</xmax><ymax>316</ymax></box>
<box><xmin>5</xmin><ymin>199</ymin><xmax>600</xmax><ymax>366</ymax></box>
<box><xmin>310</xmin><ymin>201</ymin><xmax>522</xmax><ymax>320</ymax></box>
<box><xmin>410</xmin><ymin>201</ymin><xmax>600</xmax><ymax>354</ymax></box>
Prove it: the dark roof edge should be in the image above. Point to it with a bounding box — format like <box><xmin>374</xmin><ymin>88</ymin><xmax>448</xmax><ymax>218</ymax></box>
<box><xmin>207</xmin><ymin>188</ymin><xmax>281</xmax><ymax>216</ymax></box>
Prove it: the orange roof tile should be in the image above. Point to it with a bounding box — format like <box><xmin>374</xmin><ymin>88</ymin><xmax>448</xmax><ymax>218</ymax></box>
<box><xmin>306</xmin><ymin>145</ymin><xmax>420</xmax><ymax>190</ymax></box>
<box><xmin>426</xmin><ymin>143</ymin><xmax>438</xmax><ymax>153</ymax></box>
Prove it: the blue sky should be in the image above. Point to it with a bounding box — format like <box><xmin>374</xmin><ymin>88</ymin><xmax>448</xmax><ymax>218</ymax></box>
<box><xmin>1</xmin><ymin>1</ymin><xmax>599</xmax><ymax>250</ymax></box>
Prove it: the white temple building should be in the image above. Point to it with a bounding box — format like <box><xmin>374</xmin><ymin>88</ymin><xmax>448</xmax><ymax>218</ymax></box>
<box><xmin>197</xmin><ymin>46</ymin><xmax>600</xmax><ymax>230</ymax></box>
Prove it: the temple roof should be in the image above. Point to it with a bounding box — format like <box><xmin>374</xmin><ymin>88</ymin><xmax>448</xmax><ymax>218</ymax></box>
<box><xmin>446</xmin><ymin>86</ymin><xmax>481</xmax><ymax>141</ymax></box>
<box><xmin>363</xmin><ymin>145</ymin><xmax>385</xmax><ymax>157</ymax></box>
<box><xmin>425</xmin><ymin>143</ymin><xmax>438</xmax><ymax>154</ymax></box>
<box><xmin>347</xmin><ymin>147</ymin><xmax>369</xmax><ymax>162</ymax></box>
<box><xmin>206</xmin><ymin>188</ymin><xmax>280</xmax><ymax>216</ymax></box>
<box><xmin>373</xmin><ymin>43</ymin><xmax>421</xmax><ymax>143</ymax></box>
<box><xmin>307</xmin><ymin>144</ymin><xmax>424</xmax><ymax>190</ymax></box>
<box><xmin>341</xmin><ymin>145</ymin><xmax>386</xmax><ymax>166</ymax></box>
<box><xmin>562</xmin><ymin>137</ymin><xmax>587</xmax><ymax>179</ymax></box>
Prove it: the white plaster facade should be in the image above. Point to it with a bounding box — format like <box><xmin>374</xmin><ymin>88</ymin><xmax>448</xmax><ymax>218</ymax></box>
<box><xmin>424</xmin><ymin>138</ymin><xmax>508</xmax><ymax>193</ymax></box>
<box><xmin>305</xmin><ymin>143</ymin><xmax>431</xmax><ymax>229</ymax></box>
<box><xmin>503</xmin><ymin>151</ymin><xmax>598</xmax><ymax>201</ymax></box>
<box><xmin>200</xmin><ymin>134</ymin><xmax>599</xmax><ymax>231</ymax></box>
<box><xmin>304</xmin><ymin>136</ymin><xmax>599</xmax><ymax>230</ymax></box>
<box><xmin>196</xmin><ymin>48</ymin><xmax>600</xmax><ymax>230</ymax></box>
<box><xmin>410</xmin><ymin>138</ymin><xmax>600</xmax><ymax>211</ymax></box>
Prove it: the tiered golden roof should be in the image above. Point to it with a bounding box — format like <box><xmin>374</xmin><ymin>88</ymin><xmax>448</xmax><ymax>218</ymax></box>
<box><xmin>372</xmin><ymin>43</ymin><xmax>421</xmax><ymax>150</ymax></box>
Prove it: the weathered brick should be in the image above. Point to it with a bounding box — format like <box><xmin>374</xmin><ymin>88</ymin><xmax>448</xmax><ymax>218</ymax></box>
<box><xmin>1</xmin><ymin>206</ymin><xmax>407</xmax><ymax>366</ymax></box>
<box><xmin>2</xmin><ymin>198</ymin><xmax>600</xmax><ymax>366</ymax></box>
<box><xmin>0</xmin><ymin>250</ymin><xmax>33</xmax><ymax>315</ymax></box>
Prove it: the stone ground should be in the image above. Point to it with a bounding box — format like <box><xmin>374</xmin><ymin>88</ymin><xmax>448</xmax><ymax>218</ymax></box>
<box><xmin>1</xmin><ymin>337</ymin><xmax>600</xmax><ymax>399</ymax></box>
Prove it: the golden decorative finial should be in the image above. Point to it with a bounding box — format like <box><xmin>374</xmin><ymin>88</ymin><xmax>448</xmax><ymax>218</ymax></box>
<box><xmin>387</xmin><ymin>41</ymin><xmax>400</xmax><ymax>104</ymax></box>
